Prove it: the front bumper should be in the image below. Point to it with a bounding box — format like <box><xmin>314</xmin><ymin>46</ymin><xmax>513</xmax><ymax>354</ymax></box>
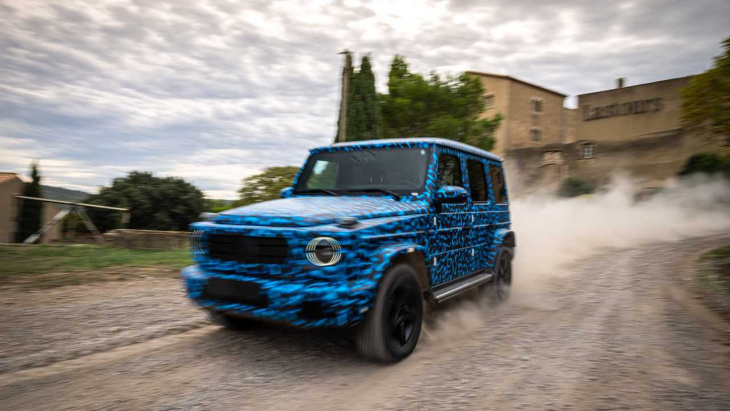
<box><xmin>181</xmin><ymin>265</ymin><xmax>375</xmax><ymax>327</ymax></box>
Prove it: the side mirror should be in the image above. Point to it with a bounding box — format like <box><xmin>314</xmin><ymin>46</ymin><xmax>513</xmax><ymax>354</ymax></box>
<box><xmin>280</xmin><ymin>187</ymin><xmax>294</xmax><ymax>198</ymax></box>
<box><xmin>434</xmin><ymin>185</ymin><xmax>468</xmax><ymax>207</ymax></box>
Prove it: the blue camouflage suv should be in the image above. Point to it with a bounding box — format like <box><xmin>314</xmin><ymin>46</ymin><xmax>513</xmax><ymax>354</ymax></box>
<box><xmin>182</xmin><ymin>138</ymin><xmax>515</xmax><ymax>362</ymax></box>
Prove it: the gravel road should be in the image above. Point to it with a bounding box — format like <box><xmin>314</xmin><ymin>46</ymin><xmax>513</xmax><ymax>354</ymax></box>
<box><xmin>1</xmin><ymin>234</ymin><xmax>730</xmax><ymax>410</ymax></box>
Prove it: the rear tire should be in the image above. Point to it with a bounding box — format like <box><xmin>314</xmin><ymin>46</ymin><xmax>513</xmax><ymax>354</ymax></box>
<box><xmin>356</xmin><ymin>263</ymin><xmax>424</xmax><ymax>362</ymax></box>
<box><xmin>491</xmin><ymin>247</ymin><xmax>513</xmax><ymax>304</ymax></box>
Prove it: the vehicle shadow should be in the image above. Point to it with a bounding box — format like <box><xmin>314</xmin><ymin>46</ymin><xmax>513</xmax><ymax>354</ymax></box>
<box><xmin>195</xmin><ymin>291</ymin><xmax>494</xmax><ymax>370</ymax></box>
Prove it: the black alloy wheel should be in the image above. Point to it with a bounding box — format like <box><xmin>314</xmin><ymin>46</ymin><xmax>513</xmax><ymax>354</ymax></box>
<box><xmin>386</xmin><ymin>284</ymin><xmax>420</xmax><ymax>351</ymax></box>
<box><xmin>495</xmin><ymin>248</ymin><xmax>512</xmax><ymax>302</ymax></box>
<box><xmin>356</xmin><ymin>263</ymin><xmax>424</xmax><ymax>362</ymax></box>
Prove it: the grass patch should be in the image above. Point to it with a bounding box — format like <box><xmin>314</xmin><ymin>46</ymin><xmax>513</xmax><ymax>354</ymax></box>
<box><xmin>697</xmin><ymin>244</ymin><xmax>730</xmax><ymax>308</ymax></box>
<box><xmin>0</xmin><ymin>244</ymin><xmax>192</xmax><ymax>288</ymax></box>
<box><xmin>700</xmin><ymin>244</ymin><xmax>730</xmax><ymax>261</ymax></box>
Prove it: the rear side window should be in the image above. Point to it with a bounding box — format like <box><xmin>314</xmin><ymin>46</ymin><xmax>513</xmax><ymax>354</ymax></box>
<box><xmin>466</xmin><ymin>160</ymin><xmax>488</xmax><ymax>202</ymax></box>
<box><xmin>489</xmin><ymin>165</ymin><xmax>508</xmax><ymax>204</ymax></box>
<box><xmin>437</xmin><ymin>154</ymin><xmax>463</xmax><ymax>187</ymax></box>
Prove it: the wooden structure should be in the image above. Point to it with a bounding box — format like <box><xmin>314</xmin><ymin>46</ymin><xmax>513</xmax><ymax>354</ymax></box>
<box><xmin>14</xmin><ymin>195</ymin><xmax>130</xmax><ymax>244</ymax></box>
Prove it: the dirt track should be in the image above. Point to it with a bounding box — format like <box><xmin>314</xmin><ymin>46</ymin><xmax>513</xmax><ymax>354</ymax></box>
<box><xmin>1</xmin><ymin>234</ymin><xmax>730</xmax><ymax>410</ymax></box>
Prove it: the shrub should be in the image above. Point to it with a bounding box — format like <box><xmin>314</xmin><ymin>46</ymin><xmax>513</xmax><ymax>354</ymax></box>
<box><xmin>558</xmin><ymin>178</ymin><xmax>594</xmax><ymax>198</ymax></box>
<box><xmin>678</xmin><ymin>153</ymin><xmax>730</xmax><ymax>177</ymax></box>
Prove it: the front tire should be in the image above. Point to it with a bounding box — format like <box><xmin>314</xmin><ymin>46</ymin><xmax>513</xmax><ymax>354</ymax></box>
<box><xmin>356</xmin><ymin>263</ymin><xmax>424</xmax><ymax>362</ymax></box>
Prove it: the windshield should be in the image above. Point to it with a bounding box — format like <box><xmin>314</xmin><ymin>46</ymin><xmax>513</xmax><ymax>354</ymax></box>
<box><xmin>294</xmin><ymin>147</ymin><xmax>431</xmax><ymax>195</ymax></box>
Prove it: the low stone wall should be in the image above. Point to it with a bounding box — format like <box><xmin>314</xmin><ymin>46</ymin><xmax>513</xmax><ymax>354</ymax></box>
<box><xmin>103</xmin><ymin>229</ymin><xmax>189</xmax><ymax>250</ymax></box>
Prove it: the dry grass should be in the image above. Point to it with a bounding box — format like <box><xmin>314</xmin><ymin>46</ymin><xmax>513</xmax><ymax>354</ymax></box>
<box><xmin>0</xmin><ymin>244</ymin><xmax>191</xmax><ymax>288</ymax></box>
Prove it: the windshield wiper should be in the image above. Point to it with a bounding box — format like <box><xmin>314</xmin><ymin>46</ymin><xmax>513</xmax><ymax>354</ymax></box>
<box><xmin>347</xmin><ymin>188</ymin><xmax>401</xmax><ymax>200</ymax></box>
<box><xmin>299</xmin><ymin>188</ymin><xmax>339</xmax><ymax>196</ymax></box>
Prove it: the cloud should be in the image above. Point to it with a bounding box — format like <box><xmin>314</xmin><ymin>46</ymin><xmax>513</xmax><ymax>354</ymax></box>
<box><xmin>0</xmin><ymin>0</ymin><xmax>728</xmax><ymax>198</ymax></box>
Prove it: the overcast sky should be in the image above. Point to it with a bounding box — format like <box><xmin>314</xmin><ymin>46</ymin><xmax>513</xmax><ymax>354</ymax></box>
<box><xmin>1</xmin><ymin>0</ymin><xmax>728</xmax><ymax>199</ymax></box>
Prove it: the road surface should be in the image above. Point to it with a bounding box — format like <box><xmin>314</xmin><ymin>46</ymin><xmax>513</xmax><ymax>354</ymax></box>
<box><xmin>1</xmin><ymin>234</ymin><xmax>730</xmax><ymax>410</ymax></box>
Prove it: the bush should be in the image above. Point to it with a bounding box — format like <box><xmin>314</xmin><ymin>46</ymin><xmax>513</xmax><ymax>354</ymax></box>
<box><xmin>85</xmin><ymin>172</ymin><xmax>205</xmax><ymax>232</ymax></box>
<box><xmin>558</xmin><ymin>178</ymin><xmax>594</xmax><ymax>198</ymax></box>
<box><xmin>678</xmin><ymin>153</ymin><xmax>730</xmax><ymax>177</ymax></box>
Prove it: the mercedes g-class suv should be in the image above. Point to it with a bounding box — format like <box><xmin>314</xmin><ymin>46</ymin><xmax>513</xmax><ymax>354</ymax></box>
<box><xmin>182</xmin><ymin>138</ymin><xmax>514</xmax><ymax>362</ymax></box>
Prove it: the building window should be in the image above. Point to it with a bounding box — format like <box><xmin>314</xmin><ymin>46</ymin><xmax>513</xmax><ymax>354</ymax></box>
<box><xmin>530</xmin><ymin>128</ymin><xmax>542</xmax><ymax>142</ymax></box>
<box><xmin>531</xmin><ymin>98</ymin><xmax>543</xmax><ymax>113</ymax></box>
<box><xmin>484</xmin><ymin>94</ymin><xmax>494</xmax><ymax>110</ymax></box>
<box><xmin>582</xmin><ymin>144</ymin><xmax>594</xmax><ymax>159</ymax></box>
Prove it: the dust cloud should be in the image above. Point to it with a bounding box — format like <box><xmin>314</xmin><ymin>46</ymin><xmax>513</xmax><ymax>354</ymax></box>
<box><xmin>511</xmin><ymin>174</ymin><xmax>730</xmax><ymax>291</ymax></box>
<box><xmin>426</xmin><ymin>174</ymin><xmax>730</xmax><ymax>342</ymax></box>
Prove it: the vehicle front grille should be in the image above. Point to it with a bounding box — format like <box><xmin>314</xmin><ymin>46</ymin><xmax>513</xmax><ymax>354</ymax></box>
<box><xmin>201</xmin><ymin>277</ymin><xmax>268</xmax><ymax>307</ymax></box>
<box><xmin>207</xmin><ymin>234</ymin><xmax>288</xmax><ymax>264</ymax></box>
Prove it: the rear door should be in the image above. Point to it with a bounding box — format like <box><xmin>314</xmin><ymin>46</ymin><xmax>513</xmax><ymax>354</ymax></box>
<box><xmin>465</xmin><ymin>157</ymin><xmax>492</xmax><ymax>274</ymax></box>
<box><xmin>486</xmin><ymin>162</ymin><xmax>510</xmax><ymax>269</ymax></box>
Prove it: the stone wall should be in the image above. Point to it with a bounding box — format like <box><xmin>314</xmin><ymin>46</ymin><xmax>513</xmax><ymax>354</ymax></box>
<box><xmin>103</xmin><ymin>229</ymin><xmax>189</xmax><ymax>250</ymax></box>
<box><xmin>505</xmin><ymin>128</ymin><xmax>727</xmax><ymax>193</ymax></box>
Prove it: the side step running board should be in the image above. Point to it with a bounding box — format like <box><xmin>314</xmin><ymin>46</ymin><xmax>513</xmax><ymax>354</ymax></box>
<box><xmin>432</xmin><ymin>272</ymin><xmax>493</xmax><ymax>303</ymax></box>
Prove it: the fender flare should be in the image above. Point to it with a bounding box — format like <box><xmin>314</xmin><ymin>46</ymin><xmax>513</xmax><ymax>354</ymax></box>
<box><xmin>362</xmin><ymin>242</ymin><xmax>428</xmax><ymax>294</ymax></box>
<box><xmin>493</xmin><ymin>229</ymin><xmax>516</xmax><ymax>252</ymax></box>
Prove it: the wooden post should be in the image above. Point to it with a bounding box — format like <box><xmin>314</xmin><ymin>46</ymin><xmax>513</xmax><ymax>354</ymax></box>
<box><xmin>14</xmin><ymin>195</ymin><xmax>128</xmax><ymax>245</ymax></box>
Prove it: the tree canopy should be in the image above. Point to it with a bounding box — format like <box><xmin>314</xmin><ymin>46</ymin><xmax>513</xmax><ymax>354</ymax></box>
<box><xmin>15</xmin><ymin>162</ymin><xmax>42</xmax><ymax>243</ymax></box>
<box><xmin>86</xmin><ymin>171</ymin><xmax>205</xmax><ymax>232</ymax></box>
<box><xmin>380</xmin><ymin>55</ymin><xmax>503</xmax><ymax>151</ymax></box>
<box><xmin>336</xmin><ymin>53</ymin><xmax>382</xmax><ymax>142</ymax></box>
<box><xmin>236</xmin><ymin>166</ymin><xmax>299</xmax><ymax>207</ymax></box>
<box><xmin>681</xmin><ymin>37</ymin><xmax>730</xmax><ymax>141</ymax></box>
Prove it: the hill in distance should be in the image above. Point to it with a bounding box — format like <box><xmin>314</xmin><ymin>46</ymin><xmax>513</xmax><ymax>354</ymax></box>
<box><xmin>40</xmin><ymin>185</ymin><xmax>91</xmax><ymax>202</ymax></box>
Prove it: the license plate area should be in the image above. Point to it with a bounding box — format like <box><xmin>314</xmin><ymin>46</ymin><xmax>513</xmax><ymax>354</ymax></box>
<box><xmin>202</xmin><ymin>277</ymin><xmax>268</xmax><ymax>307</ymax></box>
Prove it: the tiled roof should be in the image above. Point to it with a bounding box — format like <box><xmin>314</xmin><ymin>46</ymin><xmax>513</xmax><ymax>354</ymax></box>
<box><xmin>0</xmin><ymin>172</ymin><xmax>21</xmax><ymax>185</ymax></box>
<box><xmin>466</xmin><ymin>71</ymin><xmax>567</xmax><ymax>97</ymax></box>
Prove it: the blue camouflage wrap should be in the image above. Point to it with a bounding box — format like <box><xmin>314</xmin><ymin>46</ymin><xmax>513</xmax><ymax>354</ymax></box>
<box><xmin>182</xmin><ymin>138</ymin><xmax>513</xmax><ymax>327</ymax></box>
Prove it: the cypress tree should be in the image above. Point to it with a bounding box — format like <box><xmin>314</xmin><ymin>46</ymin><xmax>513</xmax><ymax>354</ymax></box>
<box><xmin>346</xmin><ymin>55</ymin><xmax>382</xmax><ymax>141</ymax></box>
<box><xmin>15</xmin><ymin>162</ymin><xmax>43</xmax><ymax>243</ymax></box>
<box><xmin>358</xmin><ymin>55</ymin><xmax>382</xmax><ymax>140</ymax></box>
<box><xmin>347</xmin><ymin>67</ymin><xmax>364</xmax><ymax>141</ymax></box>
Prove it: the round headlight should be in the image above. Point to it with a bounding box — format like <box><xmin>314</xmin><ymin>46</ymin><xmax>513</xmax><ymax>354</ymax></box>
<box><xmin>306</xmin><ymin>237</ymin><xmax>342</xmax><ymax>266</ymax></box>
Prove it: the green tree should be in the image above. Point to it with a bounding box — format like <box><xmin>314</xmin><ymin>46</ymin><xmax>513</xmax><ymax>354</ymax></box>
<box><xmin>346</xmin><ymin>55</ymin><xmax>382</xmax><ymax>141</ymax></box>
<box><xmin>204</xmin><ymin>199</ymin><xmax>235</xmax><ymax>213</ymax></box>
<box><xmin>15</xmin><ymin>162</ymin><xmax>43</xmax><ymax>243</ymax></box>
<box><xmin>380</xmin><ymin>55</ymin><xmax>502</xmax><ymax>151</ymax></box>
<box><xmin>236</xmin><ymin>166</ymin><xmax>299</xmax><ymax>206</ymax></box>
<box><xmin>682</xmin><ymin>37</ymin><xmax>730</xmax><ymax>142</ymax></box>
<box><xmin>85</xmin><ymin>171</ymin><xmax>205</xmax><ymax>232</ymax></box>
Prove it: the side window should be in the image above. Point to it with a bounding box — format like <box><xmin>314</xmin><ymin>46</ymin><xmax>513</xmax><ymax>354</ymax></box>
<box><xmin>466</xmin><ymin>160</ymin><xmax>488</xmax><ymax>202</ymax></box>
<box><xmin>437</xmin><ymin>153</ymin><xmax>462</xmax><ymax>187</ymax></box>
<box><xmin>489</xmin><ymin>165</ymin><xmax>508</xmax><ymax>204</ymax></box>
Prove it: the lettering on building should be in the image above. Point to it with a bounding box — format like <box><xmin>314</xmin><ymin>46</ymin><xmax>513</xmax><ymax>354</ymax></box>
<box><xmin>582</xmin><ymin>98</ymin><xmax>663</xmax><ymax>121</ymax></box>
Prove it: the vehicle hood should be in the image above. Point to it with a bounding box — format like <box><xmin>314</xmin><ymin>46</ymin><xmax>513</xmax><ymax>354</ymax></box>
<box><xmin>215</xmin><ymin>196</ymin><xmax>430</xmax><ymax>227</ymax></box>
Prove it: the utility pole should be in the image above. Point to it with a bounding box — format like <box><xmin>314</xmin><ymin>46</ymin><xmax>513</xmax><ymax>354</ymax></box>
<box><xmin>336</xmin><ymin>50</ymin><xmax>353</xmax><ymax>143</ymax></box>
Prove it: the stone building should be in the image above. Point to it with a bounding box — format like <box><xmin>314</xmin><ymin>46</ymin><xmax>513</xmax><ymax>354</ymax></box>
<box><xmin>0</xmin><ymin>172</ymin><xmax>24</xmax><ymax>243</ymax></box>
<box><xmin>468</xmin><ymin>71</ymin><xmax>567</xmax><ymax>156</ymax></box>
<box><xmin>0</xmin><ymin>172</ymin><xmax>63</xmax><ymax>244</ymax></box>
<box><xmin>468</xmin><ymin>72</ymin><xmax>726</xmax><ymax>191</ymax></box>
